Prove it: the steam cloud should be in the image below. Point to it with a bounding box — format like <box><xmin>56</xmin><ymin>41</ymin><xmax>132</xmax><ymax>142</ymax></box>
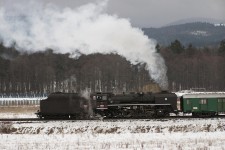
<box><xmin>80</xmin><ymin>89</ymin><xmax>93</xmax><ymax>118</ymax></box>
<box><xmin>0</xmin><ymin>0</ymin><xmax>168</xmax><ymax>89</ymax></box>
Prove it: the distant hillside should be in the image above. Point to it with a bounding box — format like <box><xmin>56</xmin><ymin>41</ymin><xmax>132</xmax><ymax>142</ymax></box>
<box><xmin>142</xmin><ymin>22</ymin><xmax>225</xmax><ymax>47</ymax></box>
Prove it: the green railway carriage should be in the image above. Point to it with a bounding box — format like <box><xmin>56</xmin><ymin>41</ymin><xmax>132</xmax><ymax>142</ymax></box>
<box><xmin>180</xmin><ymin>93</ymin><xmax>225</xmax><ymax>117</ymax></box>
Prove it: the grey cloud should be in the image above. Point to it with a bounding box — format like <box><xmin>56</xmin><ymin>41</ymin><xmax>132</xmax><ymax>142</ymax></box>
<box><xmin>1</xmin><ymin>0</ymin><xmax>224</xmax><ymax>27</ymax></box>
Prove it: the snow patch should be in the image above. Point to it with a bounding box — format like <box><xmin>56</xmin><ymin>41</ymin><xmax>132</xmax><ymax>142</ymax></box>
<box><xmin>1</xmin><ymin>119</ymin><xmax>225</xmax><ymax>149</ymax></box>
<box><xmin>190</xmin><ymin>30</ymin><xmax>209</xmax><ymax>36</ymax></box>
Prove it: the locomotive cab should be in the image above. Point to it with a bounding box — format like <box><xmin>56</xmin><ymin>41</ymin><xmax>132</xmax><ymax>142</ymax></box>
<box><xmin>91</xmin><ymin>93</ymin><xmax>113</xmax><ymax>117</ymax></box>
<box><xmin>92</xmin><ymin>93</ymin><xmax>110</xmax><ymax>110</ymax></box>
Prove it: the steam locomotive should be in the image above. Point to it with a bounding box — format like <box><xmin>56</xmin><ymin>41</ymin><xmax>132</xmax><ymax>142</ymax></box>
<box><xmin>91</xmin><ymin>91</ymin><xmax>177</xmax><ymax>118</ymax></box>
<box><xmin>36</xmin><ymin>91</ymin><xmax>178</xmax><ymax>119</ymax></box>
<box><xmin>36</xmin><ymin>91</ymin><xmax>225</xmax><ymax>119</ymax></box>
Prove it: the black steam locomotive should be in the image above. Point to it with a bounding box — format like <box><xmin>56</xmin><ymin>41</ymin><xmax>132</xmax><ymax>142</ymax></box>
<box><xmin>36</xmin><ymin>91</ymin><xmax>178</xmax><ymax>119</ymax></box>
<box><xmin>91</xmin><ymin>91</ymin><xmax>177</xmax><ymax>118</ymax></box>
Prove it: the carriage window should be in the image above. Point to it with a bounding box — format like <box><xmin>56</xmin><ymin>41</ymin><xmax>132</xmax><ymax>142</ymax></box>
<box><xmin>218</xmin><ymin>99</ymin><xmax>225</xmax><ymax>102</ymax></box>
<box><xmin>200</xmin><ymin>99</ymin><xmax>207</xmax><ymax>104</ymax></box>
<box><xmin>187</xmin><ymin>99</ymin><xmax>190</xmax><ymax>105</ymax></box>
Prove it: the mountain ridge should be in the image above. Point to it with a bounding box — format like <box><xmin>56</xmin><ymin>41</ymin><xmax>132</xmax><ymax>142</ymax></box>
<box><xmin>142</xmin><ymin>22</ymin><xmax>225</xmax><ymax>47</ymax></box>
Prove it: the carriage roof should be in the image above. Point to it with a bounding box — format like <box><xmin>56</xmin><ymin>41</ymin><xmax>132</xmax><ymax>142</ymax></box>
<box><xmin>182</xmin><ymin>92</ymin><xmax>225</xmax><ymax>98</ymax></box>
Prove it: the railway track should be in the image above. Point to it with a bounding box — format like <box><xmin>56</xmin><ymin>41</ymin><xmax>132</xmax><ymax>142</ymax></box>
<box><xmin>1</xmin><ymin>115</ymin><xmax>225</xmax><ymax>122</ymax></box>
<box><xmin>0</xmin><ymin>118</ymin><xmax>40</xmax><ymax>122</ymax></box>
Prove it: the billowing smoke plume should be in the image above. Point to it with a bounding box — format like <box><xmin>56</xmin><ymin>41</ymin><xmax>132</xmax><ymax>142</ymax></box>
<box><xmin>0</xmin><ymin>0</ymin><xmax>168</xmax><ymax>89</ymax></box>
<box><xmin>80</xmin><ymin>89</ymin><xmax>93</xmax><ymax>118</ymax></box>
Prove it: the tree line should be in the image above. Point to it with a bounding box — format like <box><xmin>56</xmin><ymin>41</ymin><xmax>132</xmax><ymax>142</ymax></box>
<box><xmin>0</xmin><ymin>39</ymin><xmax>225</xmax><ymax>95</ymax></box>
<box><xmin>0</xmin><ymin>46</ymin><xmax>152</xmax><ymax>94</ymax></box>
<box><xmin>160</xmin><ymin>39</ymin><xmax>225</xmax><ymax>91</ymax></box>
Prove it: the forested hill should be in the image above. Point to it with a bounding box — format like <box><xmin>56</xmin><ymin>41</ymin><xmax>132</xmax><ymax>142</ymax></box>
<box><xmin>143</xmin><ymin>22</ymin><xmax>225</xmax><ymax>47</ymax></box>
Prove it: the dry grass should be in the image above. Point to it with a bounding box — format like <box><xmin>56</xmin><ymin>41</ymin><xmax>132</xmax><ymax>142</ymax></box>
<box><xmin>0</xmin><ymin>106</ymin><xmax>39</xmax><ymax>114</ymax></box>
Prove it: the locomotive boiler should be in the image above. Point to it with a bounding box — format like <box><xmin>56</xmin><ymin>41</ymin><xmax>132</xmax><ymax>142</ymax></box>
<box><xmin>91</xmin><ymin>91</ymin><xmax>178</xmax><ymax>118</ymax></box>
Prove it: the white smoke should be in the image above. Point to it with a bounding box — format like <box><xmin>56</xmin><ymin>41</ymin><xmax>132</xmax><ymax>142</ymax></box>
<box><xmin>80</xmin><ymin>88</ymin><xmax>93</xmax><ymax>118</ymax></box>
<box><xmin>0</xmin><ymin>0</ymin><xmax>168</xmax><ymax>89</ymax></box>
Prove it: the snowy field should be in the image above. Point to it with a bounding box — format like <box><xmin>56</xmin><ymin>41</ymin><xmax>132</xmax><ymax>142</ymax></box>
<box><xmin>1</xmin><ymin>110</ymin><xmax>225</xmax><ymax>150</ymax></box>
<box><xmin>0</xmin><ymin>101</ymin><xmax>225</xmax><ymax>149</ymax></box>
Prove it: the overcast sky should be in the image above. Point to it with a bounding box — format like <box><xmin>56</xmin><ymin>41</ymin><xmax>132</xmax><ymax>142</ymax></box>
<box><xmin>1</xmin><ymin>0</ymin><xmax>225</xmax><ymax>27</ymax></box>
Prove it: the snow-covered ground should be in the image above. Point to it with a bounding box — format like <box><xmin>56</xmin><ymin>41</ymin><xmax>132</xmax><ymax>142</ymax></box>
<box><xmin>1</xmin><ymin>132</ymin><xmax>225</xmax><ymax>149</ymax></box>
<box><xmin>0</xmin><ymin>102</ymin><xmax>225</xmax><ymax>150</ymax></box>
<box><xmin>1</xmin><ymin>118</ymin><xmax>225</xmax><ymax>149</ymax></box>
